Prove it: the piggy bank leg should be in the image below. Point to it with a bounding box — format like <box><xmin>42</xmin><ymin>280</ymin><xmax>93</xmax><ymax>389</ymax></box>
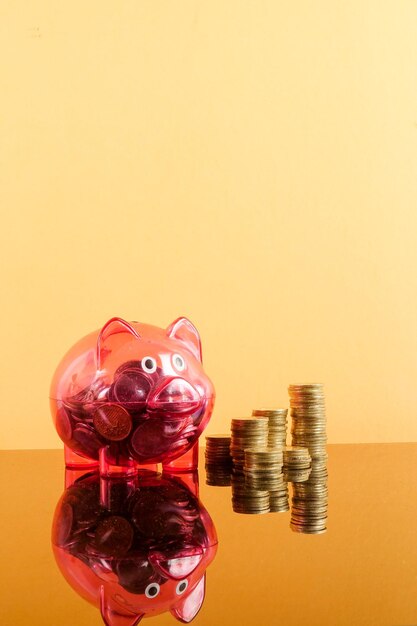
<box><xmin>99</xmin><ymin>445</ymin><xmax>138</xmax><ymax>478</ymax></box>
<box><xmin>162</xmin><ymin>441</ymin><xmax>199</xmax><ymax>473</ymax></box>
<box><xmin>64</xmin><ymin>444</ymin><xmax>99</xmax><ymax>469</ymax></box>
<box><xmin>98</xmin><ymin>445</ymin><xmax>158</xmax><ymax>478</ymax></box>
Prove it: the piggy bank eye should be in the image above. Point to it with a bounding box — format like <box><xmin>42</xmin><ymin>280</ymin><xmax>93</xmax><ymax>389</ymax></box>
<box><xmin>175</xmin><ymin>580</ymin><xmax>188</xmax><ymax>595</ymax></box>
<box><xmin>172</xmin><ymin>354</ymin><xmax>186</xmax><ymax>372</ymax></box>
<box><xmin>142</xmin><ymin>357</ymin><xmax>157</xmax><ymax>374</ymax></box>
<box><xmin>145</xmin><ymin>582</ymin><xmax>160</xmax><ymax>598</ymax></box>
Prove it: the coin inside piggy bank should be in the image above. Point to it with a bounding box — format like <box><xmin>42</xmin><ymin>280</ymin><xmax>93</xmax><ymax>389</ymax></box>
<box><xmin>50</xmin><ymin>317</ymin><xmax>215</xmax><ymax>472</ymax></box>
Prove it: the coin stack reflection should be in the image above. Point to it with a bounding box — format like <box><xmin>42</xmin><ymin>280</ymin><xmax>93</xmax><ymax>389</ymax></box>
<box><xmin>252</xmin><ymin>408</ymin><xmax>288</xmax><ymax>448</ymax></box>
<box><xmin>288</xmin><ymin>383</ymin><xmax>328</xmax><ymax>533</ymax></box>
<box><xmin>230</xmin><ymin>418</ymin><xmax>269</xmax><ymax>513</ymax></box>
<box><xmin>290</xmin><ymin>458</ymin><xmax>328</xmax><ymax>533</ymax></box>
<box><xmin>231</xmin><ymin>474</ymin><xmax>270</xmax><ymax>514</ymax></box>
<box><xmin>205</xmin><ymin>435</ymin><xmax>232</xmax><ymax>486</ymax></box>
<box><xmin>283</xmin><ymin>446</ymin><xmax>312</xmax><ymax>483</ymax></box>
<box><xmin>244</xmin><ymin>448</ymin><xmax>284</xmax><ymax>490</ymax></box>
<box><xmin>243</xmin><ymin>447</ymin><xmax>289</xmax><ymax>512</ymax></box>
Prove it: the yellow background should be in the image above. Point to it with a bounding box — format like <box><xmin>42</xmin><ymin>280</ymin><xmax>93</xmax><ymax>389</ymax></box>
<box><xmin>1</xmin><ymin>1</ymin><xmax>417</xmax><ymax>449</ymax></box>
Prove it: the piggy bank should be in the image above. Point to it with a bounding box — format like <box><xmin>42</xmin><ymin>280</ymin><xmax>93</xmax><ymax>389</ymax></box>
<box><xmin>50</xmin><ymin>317</ymin><xmax>215</xmax><ymax>474</ymax></box>
<box><xmin>52</xmin><ymin>470</ymin><xmax>218</xmax><ymax>625</ymax></box>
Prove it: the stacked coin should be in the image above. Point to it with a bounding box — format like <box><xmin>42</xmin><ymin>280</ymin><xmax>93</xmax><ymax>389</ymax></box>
<box><xmin>283</xmin><ymin>446</ymin><xmax>312</xmax><ymax>482</ymax></box>
<box><xmin>252</xmin><ymin>408</ymin><xmax>288</xmax><ymax>448</ymax></box>
<box><xmin>205</xmin><ymin>435</ymin><xmax>232</xmax><ymax>466</ymax></box>
<box><xmin>290</xmin><ymin>458</ymin><xmax>328</xmax><ymax>534</ymax></box>
<box><xmin>205</xmin><ymin>435</ymin><xmax>232</xmax><ymax>486</ymax></box>
<box><xmin>288</xmin><ymin>384</ymin><xmax>328</xmax><ymax>533</ymax></box>
<box><xmin>230</xmin><ymin>418</ymin><xmax>268</xmax><ymax>475</ymax></box>
<box><xmin>231</xmin><ymin>474</ymin><xmax>270</xmax><ymax>514</ymax></box>
<box><xmin>288</xmin><ymin>384</ymin><xmax>327</xmax><ymax>459</ymax></box>
<box><xmin>244</xmin><ymin>448</ymin><xmax>284</xmax><ymax>490</ymax></box>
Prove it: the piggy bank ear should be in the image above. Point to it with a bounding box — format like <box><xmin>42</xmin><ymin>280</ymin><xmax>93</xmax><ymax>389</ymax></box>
<box><xmin>100</xmin><ymin>586</ymin><xmax>144</xmax><ymax>626</ymax></box>
<box><xmin>170</xmin><ymin>575</ymin><xmax>205</xmax><ymax>623</ymax></box>
<box><xmin>97</xmin><ymin>317</ymin><xmax>140</xmax><ymax>369</ymax></box>
<box><xmin>166</xmin><ymin>317</ymin><xmax>202</xmax><ymax>362</ymax></box>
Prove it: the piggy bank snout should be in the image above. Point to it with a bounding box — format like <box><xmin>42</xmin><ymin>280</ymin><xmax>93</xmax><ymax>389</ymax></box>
<box><xmin>148</xmin><ymin>377</ymin><xmax>202</xmax><ymax>415</ymax></box>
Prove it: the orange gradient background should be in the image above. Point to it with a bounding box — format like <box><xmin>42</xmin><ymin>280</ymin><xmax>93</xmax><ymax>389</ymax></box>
<box><xmin>1</xmin><ymin>1</ymin><xmax>417</xmax><ymax>449</ymax></box>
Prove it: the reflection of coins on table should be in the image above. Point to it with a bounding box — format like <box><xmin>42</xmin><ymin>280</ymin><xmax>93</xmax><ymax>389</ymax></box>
<box><xmin>205</xmin><ymin>435</ymin><xmax>232</xmax><ymax>486</ymax></box>
<box><xmin>92</xmin><ymin>404</ymin><xmax>132</xmax><ymax>441</ymax></box>
<box><xmin>206</xmin><ymin>467</ymin><xmax>232</xmax><ymax>487</ymax></box>
<box><xmin>269</xmin><ymin>486</ymin><xmax>290</xmax><ymax>513</ymax></box>
<box><xmin>231</xmin><ymin>474</ymin><xmax>270</xmax><ymax>514</ymax></box>
<box><xmin>94</xmin><ymin>515</ymin><xmax>134</xmax><ymax>556</ymax></box>
<box><xmin>244</xmin><ymin>447</ymin><xmax>284</xmax><ymax>490</ymax></box>
<box><xmin>290</xmin><ymin>458</ymin><xmax>328</xmax><ymax>534</ymax></box>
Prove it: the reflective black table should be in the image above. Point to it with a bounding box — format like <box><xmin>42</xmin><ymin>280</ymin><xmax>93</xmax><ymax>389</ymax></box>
<box><xmin>1</xmin><ymin>444</ymin><xmax>416</xmax><ymax>626</ymax></box>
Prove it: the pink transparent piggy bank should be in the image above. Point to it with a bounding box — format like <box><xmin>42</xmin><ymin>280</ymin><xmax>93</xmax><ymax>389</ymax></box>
<box><xmin>50</xmin><ymin>317</ymin><xmax>215</xmax><ymax>474</ymax></box>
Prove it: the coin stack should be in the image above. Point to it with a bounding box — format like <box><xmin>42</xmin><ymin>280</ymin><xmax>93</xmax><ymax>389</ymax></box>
<box><xmin>205</xmin><ymin>435</ymin><xmax>232</xmax><ymax>486</ymax></box>
<box><xmin>252</xmin><ymin>408</ymin><xmax>288</xmax><ymax>448</ymax></box>
<box><xmin>231</xmin><ymin>474</ymin><xmax>270</xmax><ymax>514</ymax></box>
<box><xmin>283</xmin><ymin>446</ymin><xmax>312</xmax><ymax>483</ymax></box>
<box><xmin>244</xmin><ymin>448</ymin><xmax>284</xmax><ymax>490</ymax></box>
<box><xmin>288</xmin><ymin>383</ymin><xmax>328</xmax><ymax>533</ymax></box>
<box><xmin>288</xmin><ymin>384</ymin><xmax>327</xmax><ymax>460</ymax></box>
<box><xmin>230</xmin><ymin>418</ymin><xmax>269</xmax><ymax>475</ymax></box>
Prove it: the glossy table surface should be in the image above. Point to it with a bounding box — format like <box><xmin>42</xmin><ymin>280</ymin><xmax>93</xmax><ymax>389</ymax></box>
<box><xmin>1</xmin><ymin>444</ymin><xmax>416</xmax><ymax>626</ymax></box>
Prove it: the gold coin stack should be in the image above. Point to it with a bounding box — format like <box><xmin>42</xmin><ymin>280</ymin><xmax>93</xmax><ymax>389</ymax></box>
<box><xmin>230</xmin><ymin>418</ymin><xmax>268</xmax><ymax>475</ymax></box>
<box><xmin>231</xmin><ymin>474</ymin><xmax>270</xmax><ymax>514</ymax></box>
<box><xmin>288</xmin><ymin>384</ymin><xmax>327</xmax><ymax>460</ymax></box>
<box><xmin>205</xmin><ymin>435</ymin><xmax>232</xmax><ymax>486</ymax></box>
<box><xmin>288</xmin><ymin>383</ymin><xmax>328</xmax><ymax>533</ymax></box>
<box><xmin>244</xmin><ymin>448</ymin><xmax>284</xmax><ymax>490</ymax></box>
<box><xmin>252</xmin><ymin>408</ymin><xmax>288</xmax><ymax>448</ymax></box>
<box><xmin>283</xmin><ymin>446</ymin><xmax>312</xmax><ymax>483</ymax></box>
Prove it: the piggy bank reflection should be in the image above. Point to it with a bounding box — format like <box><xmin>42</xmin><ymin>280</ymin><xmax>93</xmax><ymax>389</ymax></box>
<box><xmin>50</xmin><ymin>317</ymin><xmax>215</xmax><ymax>474</ymax></box>
<box><xmin>52</xmin><ymin>470</ymin><xmax>218</xmax><ymax>625</ymax></box>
